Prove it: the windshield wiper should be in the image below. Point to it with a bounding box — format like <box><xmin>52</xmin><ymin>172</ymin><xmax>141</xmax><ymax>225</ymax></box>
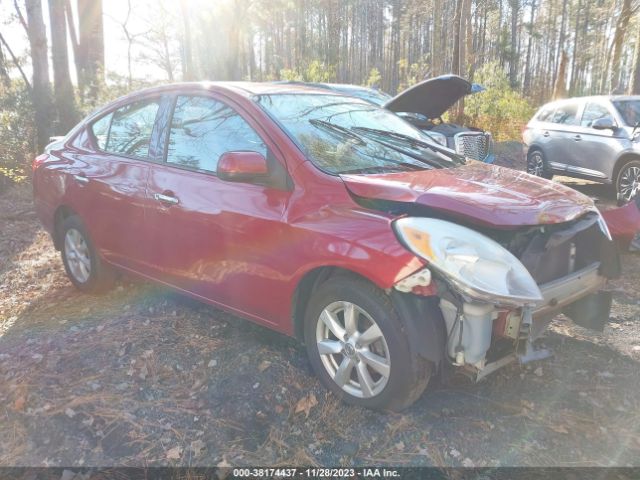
<box><xmin>309</xmin><ymin>119</ymin><xmax>366</xmax><ymax>145</ymax></box>
<box><xmin>351</xmin><ymin>126</ymin><xmax>465</xmax><ymax>164</ymax></box>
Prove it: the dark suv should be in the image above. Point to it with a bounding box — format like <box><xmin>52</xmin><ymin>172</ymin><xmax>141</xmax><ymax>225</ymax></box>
<box><xmin>283</xmin><ymin>75</ymin><xmax>495</xmax><ymax>163</ymax></box>
<box><xmin>523</xmin><ymin>96</ymin><xmax>640</xmax><ymax>203</ymax></box>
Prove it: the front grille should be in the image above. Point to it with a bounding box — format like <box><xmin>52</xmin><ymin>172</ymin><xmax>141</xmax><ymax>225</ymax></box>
<box><xmin>454</xmin><ymin>132</ymin><xmax>491</xmax><ymax>161</ymax></box>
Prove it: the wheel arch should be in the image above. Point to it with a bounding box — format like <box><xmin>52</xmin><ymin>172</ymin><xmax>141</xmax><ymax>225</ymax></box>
<box><xmin>291</xmin><ymin>265</ymin><xmax>446</xmax><ymax>368</ymax></box>
<box><xmin>52</xmin><ymin>205</ymin><xmax>78</xmax><ymax>250</ymax></box>
<box><xmin>527</xmin><ymin>143</ymin><xmax>546</xmax><ymax>156</ymax></box>
<box><xmin>612</xmin><ymin>152</ymin><xmax>640</xmax><ymax>184</ymax></box>
<box><xmin>291</xmin><ymin>266</ymin><xmax>372</xmax><ymax>341</ymax></box>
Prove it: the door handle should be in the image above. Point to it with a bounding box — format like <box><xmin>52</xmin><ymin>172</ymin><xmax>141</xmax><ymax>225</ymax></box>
<box><xmin>573</xmin><ymin>134</ymin><xmax>582</xmax><ymax>141</ymax></box>
<box><xmin>154</xmin><ymin>192</ymin><xmax>179</xmax><ymax>206</ymax></box>
<box><xmin>73</xmin><ymin>174</ymin><xmax>89</xmax><ymax>185</ymax></box>
<box><xmin>542</xmin><ymin>131</ymin><xmax>550</xmax><ymax>137</ymax></box>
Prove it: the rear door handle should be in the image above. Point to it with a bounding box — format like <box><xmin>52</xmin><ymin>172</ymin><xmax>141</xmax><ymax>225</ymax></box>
<box><xmin>73</xmin><ymin>174</ymin><xmax>89</xmax><ymax>185</ymax></box>
<box><xmin>154</xmin><ymin>192</ymin><xmax>179</xmax><ymax>206</ymax></box>
<box><xmin>573</xmin><ymin>134</ymin><xmax>582</xmax><ymax>141</ymax></box>
<box><xmin>542</xmin><ymin>131</ymin><xmax>550</xmax><ymax>137</ymax></box>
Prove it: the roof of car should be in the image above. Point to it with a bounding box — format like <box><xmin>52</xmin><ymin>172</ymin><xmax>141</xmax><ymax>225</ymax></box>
<box><xmin>542</xmin><ymin>94</ymin><xmax>640</xmax><ymax>106</ymax></box>
<box><xmin>118</xmin><ymin>81</ymin><xmax>349</xmax><ymax>99</ymax></box>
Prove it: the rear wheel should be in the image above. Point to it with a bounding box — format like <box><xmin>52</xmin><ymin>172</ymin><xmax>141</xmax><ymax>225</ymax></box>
<box><xmin>60</xmin><ymin>215</ymin><xmax>116</xmax><ymax>293</ymax></box>
<box><xmin>616</xmin><ymin>160</ymin><xmax>640</xmax><ymax>204</ymax></box>
<box><xmin>527</xmin><ymin>149</ymin><xmax>553</xmax><ymax>179</ymax></box>
<box><xmin>303</xmin><ymin>275</ymin><xmax>431</xmax><ymax>411</ymax></box>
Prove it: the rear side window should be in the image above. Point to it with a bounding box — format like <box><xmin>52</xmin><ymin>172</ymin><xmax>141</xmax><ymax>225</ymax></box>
<box><xmin>550</xmin><ymin>102</ymin><xmax>579</xmax><ymax>125</ymax></box>
<box><xmin>166</xmin><ymin>95</ymin><xmax>267</xmax><ymax>173</ymax></box>
<box><xmin>91</xmin><ymin>98</ymin><xmax>161</xmax><ymax>158</ymax></box>
<box><xmin>91</xmin><ymin>112</ymin><xmax>112</xmax><ymax>150</ymax></box>
<box><xmin>581</xmin><ymin>103</ymin><xmax>611</xmax><ymax>127</ymax></box>
<box><xmin>536</xmin><ymin>105</ymin><xmax>556</xmax><ymax>122</ymax></box>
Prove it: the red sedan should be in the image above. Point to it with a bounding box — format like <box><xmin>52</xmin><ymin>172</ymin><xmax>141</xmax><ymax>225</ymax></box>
<box><xmin>33</xmin><ymin>82</ymin><xmax>620</xmax><ymax>410</ymax></box>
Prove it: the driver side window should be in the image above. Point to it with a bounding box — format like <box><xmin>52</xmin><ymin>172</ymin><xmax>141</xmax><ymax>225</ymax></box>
<box><xmin>581</xmin><ymin>103</ymin><xmax>611</xmax><ymax>128</ymax></box>
<box><xmin>166</xmin><ymin>95</ymin><xmax>267</xmax><ymax>173</ymax></box>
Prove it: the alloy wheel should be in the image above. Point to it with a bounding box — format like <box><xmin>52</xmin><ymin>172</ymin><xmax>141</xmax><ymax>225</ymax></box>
<box><xmin>527</xmin><ymin>152</ymin><xmax>545</xmax><ymax>176</ymax></box>
<box><xmin>619</xmin><ymin>165</ymin><xmax>640</xmax><ymax>203</ymax></box>
<box><xmin>315</xmin><ymin>301</ymin><xmax>390</xmax><ymax>398</ymax></box>
<box><xmin>64</xmin><ymin>228</ymin><xmax>91</xmax><ymax>283</ymax></box>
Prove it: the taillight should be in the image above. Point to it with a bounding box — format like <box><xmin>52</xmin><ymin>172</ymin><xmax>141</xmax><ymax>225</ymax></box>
<box><xmin>32</xmin><ymin>153</ymin><xmax>48</xmax><ymax>171</ymax></box>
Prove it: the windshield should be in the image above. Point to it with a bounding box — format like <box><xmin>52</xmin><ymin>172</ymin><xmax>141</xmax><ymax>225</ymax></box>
<box><xmin>346</xmin><ymin>88</ymin><xmax>392</xmax><ymax>107</ymax></box>
<box><xmin>613</xmin><ymin>99</ymin><xmax>640</xmax><ymax>126</ymax></box>
<box><xmin>256</xmin><ymin>93</ymin><xmax>462</xmax><ymax>175</ymax></box>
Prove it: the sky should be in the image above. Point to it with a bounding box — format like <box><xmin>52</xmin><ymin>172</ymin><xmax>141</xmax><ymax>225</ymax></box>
<box><xmin>0</xmin><ymin>0</ymin><xmax>173</xmax><ymax>82</ymax></box>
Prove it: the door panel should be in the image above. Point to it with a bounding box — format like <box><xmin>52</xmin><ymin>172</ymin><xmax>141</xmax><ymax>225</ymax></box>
<box><xmin>545</xmin><ymin>101</ymin><xmax>583</xmax><ymax>171</ymax></box>
<box><xmin>75</xmin><ymin>153</ymin><xmax>151</xmax><ymax>268</ymax></box>
<box><xmin>144</xmin><ymin>165</ymin><xmax>289</xmax><ymax>325</ymax></box>
<box><xmin>65</xmin><ymin>96</ymin><xmax>164</xmax><ymax>270</ymax></box>
<box><xmin>143</xmin><ymin>94</ymin><xmax>292</xmax><ymax>326</ymax></box>
<box><xmin>571</xmin><ymin>102</ymin><xmax>624</xmax><ymax>180</ymax></box>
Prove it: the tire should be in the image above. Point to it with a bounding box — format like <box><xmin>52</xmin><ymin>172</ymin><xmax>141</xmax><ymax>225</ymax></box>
<box><xmin>303</xmin><ymin>274</ymin><xmax>431</xmax><ymax>411</ymax></box>
<box><xmin>615</xmin><ymin>159</ymin><xmax>640</xmax><ymax>205</ymax></box>
<box><xmin>59</xmin><ymin>215</ymin><xmax>116</xmax><ymax>293</ymax></box>
<box><xmin>527</xmin><ymin>149</ymin><xmax>553</xmax><ymax>179</ymax></box>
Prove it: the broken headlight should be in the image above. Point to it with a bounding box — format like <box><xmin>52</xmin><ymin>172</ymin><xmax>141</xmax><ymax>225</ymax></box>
<box><xmin>393</xmin><ymin>217</ymin><xmax>543</xmax><ymax>306</ymax></box>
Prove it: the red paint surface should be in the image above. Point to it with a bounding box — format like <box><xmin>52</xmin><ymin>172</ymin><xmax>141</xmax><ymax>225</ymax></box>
<box><xmin>602</xmin><ymin>199</ymin><xmax>640</xmax><ymax>248</ymax></box>
<box><xmin>341</xmin><ymin>162</ymin><xmax>595</xmax><ymax>228</ymax></box>
<box><xmin>31</xmin><ymin>82</ymin><xmax>605</xmax><ymax>336</ymax></box>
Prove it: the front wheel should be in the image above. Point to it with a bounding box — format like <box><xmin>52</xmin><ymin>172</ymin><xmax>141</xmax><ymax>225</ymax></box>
<box><xmin>527</xmin><ymin>149</ymin><xmax>553</xmax><ymax>179</ymax></box>
<box><xmin>60</xmin><ymin>215</ymin><xmax>116</xmax><ymax>293</ymax></box>
<box><xmin>303</xmin><ymin>275</ymin><xmax>431</xmax><ymax>411</ymax></box>
<box><xmin>616</xmin><ymin>160</ymin><xmax>640</xmax><ymax>204</ymax></box>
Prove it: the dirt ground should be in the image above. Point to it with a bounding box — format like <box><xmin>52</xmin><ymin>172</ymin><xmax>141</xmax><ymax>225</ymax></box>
<box><xmin>1</xmin><ymin>155</ymin><xmax>639</xmax><ymax>467</ymax></box>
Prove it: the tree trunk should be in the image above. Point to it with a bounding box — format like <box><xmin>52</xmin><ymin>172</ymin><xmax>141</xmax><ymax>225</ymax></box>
<box><xmin>610</xmin><ymin>0</ymin><xmax>633</xmax><ymax>93</ymax></box>
<box><xmin>0</xmin><ymin>41</ymin><xmax>11</xmax><ymax>86</ymax></box>
<box><xmin>451</xmin><ymin>0</ymin><xmax>462</xmax><ymax>76</ymax></box>
<box><xmin>568</xmin><ymin>0</ymin><xmax>581</xmax><ymax>94</ymax></box>
<box><xmin>631</xmin><ymin>27</ymin><xmax>640</xmax><ymax>95</ymax></box>
<box><xmin>553</xmin><ymin>50</ymin><xmax>568</xmax><ymax>99</ymax></box>
<box><xmin>25</xmin><ymin>0</ymin><xmax>53</xmax><ymax>150</ymax></box>
<box><xmin>523</xmin><ymin>0</ymin><xmax>536</xmax><ymax>93</ymax></box>
<box><xmin>179</xmin><ymin>0</ymin><xmax>194</xmax><ymax>80</ymax></box>
<box><xmin>77</xmin><ymin>0</ymin><xmax>104</xmax><ymax>98</ymax></box>
<box><xmin>49</xmin><ymin>0</ymin><xmax>79</xmax><ymax>133</ymax></box>
<box><xmin>508</xmin><ymin>0</ymin><xmax>519</xmax><ymax>87</ymax></box>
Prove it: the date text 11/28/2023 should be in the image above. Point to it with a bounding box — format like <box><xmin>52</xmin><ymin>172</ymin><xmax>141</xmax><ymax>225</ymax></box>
<box><xmin>231</xmin><ymin>467</ymin><xmax>401</xmax><ymax>478</ymax></box>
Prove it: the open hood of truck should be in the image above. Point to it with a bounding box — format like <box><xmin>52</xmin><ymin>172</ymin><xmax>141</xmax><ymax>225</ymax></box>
<box><xmin>383</xmin><ymin>74</ymin><xmax>484</xmax><ymax>119</ymax></box>
<box><xmin>340</xmin><ymin>163</ymin><xmax>595</xmax><ymax>228</ymax></box>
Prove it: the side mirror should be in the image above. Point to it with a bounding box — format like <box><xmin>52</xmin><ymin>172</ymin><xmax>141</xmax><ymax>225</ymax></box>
<box><xmin>217</xmin><ymin>151</ymin><xmax>268</xmax><ymax>183</ymax></box>
<box><xmin>592</xmin><ymin>117</ymin><xmax>617</xmax><ymax>130</ymax></box>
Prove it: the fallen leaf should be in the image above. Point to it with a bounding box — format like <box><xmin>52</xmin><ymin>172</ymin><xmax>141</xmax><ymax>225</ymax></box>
<box><xmin>13</xmin><ymin>389</ymin><xmax>27</xmax><ymax>412</ymax></box>
<box><xmin>294</xmin><ymin>393</ymin><xmax>318</xmax><ymax>417</ymax></box>
<box><xmin>258</xmin><ymin>360</ymin><xmax>271</xmax><ymax>372</ymax></box>
<box><xmin>549</xmin><ymin>424</ymin><xmax>569</xmax><ymax>434</ymax></box>
<box><xmin>166</xmin><ymin>446</ymin><xmax>182</xmax><ymax>460</ymax></box>
<box><xmin>190</xmin><ymin>439</ymin><xmax>205</xmax><ymax>458</ymax></box>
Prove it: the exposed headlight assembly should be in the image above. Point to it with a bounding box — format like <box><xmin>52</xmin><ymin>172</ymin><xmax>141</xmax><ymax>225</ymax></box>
<box><xmin>393</xmin><ymin>217</ymin><xmax>543</xmax><ymax>306</ymax></box>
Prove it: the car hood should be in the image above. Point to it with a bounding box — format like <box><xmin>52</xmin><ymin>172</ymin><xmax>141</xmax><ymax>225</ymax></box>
<box><xmin>383</xmin><ymin>74</ymin><xmax>484</xmax><ymax>119</ymax></box>
<box><xmin>340</xmin><ymin>162</ymin><xmax>595</xmax><ymax>228</ymax></box>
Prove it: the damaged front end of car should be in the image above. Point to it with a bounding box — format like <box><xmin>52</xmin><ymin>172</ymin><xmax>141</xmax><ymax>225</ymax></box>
<box><xmin>391</xmin><ymin>211</ymin><xmax>620</xmax><ymax>381</ymax></box>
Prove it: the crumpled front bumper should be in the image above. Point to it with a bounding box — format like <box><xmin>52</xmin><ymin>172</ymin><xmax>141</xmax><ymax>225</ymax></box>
<box><xmin>530</xmin><ymin>262</ymin><xmax>607</xmax><ymax>338</ymax></box>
